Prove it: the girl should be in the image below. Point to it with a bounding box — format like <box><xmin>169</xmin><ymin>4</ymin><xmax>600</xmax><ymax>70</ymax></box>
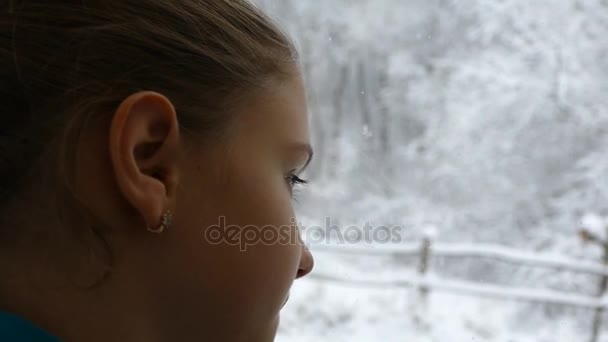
<box><xmin>0</xmin><ymin>1</ymin><xmax>314</xmax><ymax>341</ymax></box>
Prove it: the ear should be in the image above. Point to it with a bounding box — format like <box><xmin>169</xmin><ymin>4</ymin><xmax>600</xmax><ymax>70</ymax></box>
<box><xmin>109</xmin><ymin>91</ymin><xmax>180</xmax><ymax>231</ymax></box>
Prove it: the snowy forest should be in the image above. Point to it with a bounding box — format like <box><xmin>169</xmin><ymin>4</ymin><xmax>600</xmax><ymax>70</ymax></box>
<box><xmin>252</xmin><ymin>0</ymin><xmax>608</xmax><ymax>341</ymax></box>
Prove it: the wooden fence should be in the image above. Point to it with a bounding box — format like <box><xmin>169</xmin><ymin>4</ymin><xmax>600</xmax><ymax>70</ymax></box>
<box><xmin>308</xmin><ymin>238</ymin><xmax>608</xmax><ymax>341</ymax></box>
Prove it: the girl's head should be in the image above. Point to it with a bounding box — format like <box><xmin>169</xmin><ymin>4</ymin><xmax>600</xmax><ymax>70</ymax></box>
<box><xmin>0</xmin><ymin>1</ymin><xmax>313</xmax><ymax>341</ymax></box>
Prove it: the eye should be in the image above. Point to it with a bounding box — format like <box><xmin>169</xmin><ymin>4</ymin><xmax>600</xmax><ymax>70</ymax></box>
<box><xmin>285</xmin><ymin>173</ymin><xmax>308</xmax><ymax>203</ymax></box>
<box><xmin>286</xmin><ymin>173</ymin><xmax>308</xmax><ymax>189</ymax></box>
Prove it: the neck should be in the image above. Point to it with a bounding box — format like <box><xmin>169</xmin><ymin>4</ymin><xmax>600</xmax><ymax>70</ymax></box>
<box><xmin>1</xmin><ymin>272</ymin><xmax>161</xmax><ymax>342</ymax></box>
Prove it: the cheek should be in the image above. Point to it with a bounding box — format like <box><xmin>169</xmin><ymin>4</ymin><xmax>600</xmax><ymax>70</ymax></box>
<box><xmin>213</xmin><ymin>168</ymin><xmax>301</xmax><ymax>299</ymax></box>
<box><xmin>170</xmin><ymin>159</ymin><xmax>301</xmax><ymax>323</ymax></box>
<box><xmin>218</xmin><ymin>150</ymin><xmax>296</xmax><ymax>229</ymax></box>
<box><xmin>223</xmin><ymin>170</ymin><xmax>301</xmax><ymax>294</ymax></box>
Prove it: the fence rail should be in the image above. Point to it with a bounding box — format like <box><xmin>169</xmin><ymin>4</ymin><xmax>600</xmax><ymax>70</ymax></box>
<box><xmin>309</xmin><ymin>273</ymin><xmax>606</xmax><ymax>309</ymax></box>
<box><xmin>308</xmin><ymin>241</ymin><xmax>608</xmax><ymax>312</ymax></box>
<box><xmin>307</xmin><ymin>220</ymin><xmax>608</xmax><ymax>342</ymax></box>
<box><xmin>310</xmin><ymin>242</ymin><xmax>608</xmax><ymax>276</ymax></box>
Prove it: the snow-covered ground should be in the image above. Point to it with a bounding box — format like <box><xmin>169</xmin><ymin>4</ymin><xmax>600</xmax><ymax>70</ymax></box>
<box><xmin>276</xmin><ymin>252</ymin><xmax>594</xmax><ymax>342</ymax></box>
<box><xmin>270</xmin><ymin>183</ymin><xmax>606</xmax><ymax>341</ymax></box>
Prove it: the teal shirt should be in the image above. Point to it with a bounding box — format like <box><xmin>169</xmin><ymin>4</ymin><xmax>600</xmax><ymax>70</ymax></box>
<box><xmin>0</xmin><ymin>311</ymin><xmax>59</xmax><ymax>341</ymax></box>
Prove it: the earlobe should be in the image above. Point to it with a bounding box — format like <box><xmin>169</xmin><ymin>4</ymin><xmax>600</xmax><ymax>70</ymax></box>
<box><xmin>109</xmin><ymin>91</ymin><xmax>180</xmax><ymax>231</ymax></box>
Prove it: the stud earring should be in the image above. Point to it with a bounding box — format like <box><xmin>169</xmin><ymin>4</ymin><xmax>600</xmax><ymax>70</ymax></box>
<box><xmin>147</xmin><ymin>210</ymin><xmax>172</xmax><ymax>234</ymax></box>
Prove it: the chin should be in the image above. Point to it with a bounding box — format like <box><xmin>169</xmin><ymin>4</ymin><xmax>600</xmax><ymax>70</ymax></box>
<box><xmin>233</xmin><ymin>317</ymin><xmax>281</xmax><ymax>342</ymax></box>
<box><xmin>267</xmin><ymin>314</ymin><xmax>281</xmax><ymax>341</ymax></box>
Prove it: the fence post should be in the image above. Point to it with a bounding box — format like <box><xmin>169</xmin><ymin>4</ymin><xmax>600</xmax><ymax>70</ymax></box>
<box><xmin>412</xmin><ymin>225</ymin><xmax>437</xmax><ymax>330</ymax></box>
<box><xmin>590</xmin><ymin>238</ymin><xmax>608</xmax><ymax>342</ymax></box>
<box><xmin>580</xmin><ymin>215</ymin><xmax>608</xmax><ymax>342</ymax></box>
<box><xmin>417</xmin><ymin>225</ymin><xmax>438</xmax><ymax>302</ymax></box>
<box><xmin>418</xmin><ymin>235</ymin><xmax>431</xmax><ymax>302</ymax></box>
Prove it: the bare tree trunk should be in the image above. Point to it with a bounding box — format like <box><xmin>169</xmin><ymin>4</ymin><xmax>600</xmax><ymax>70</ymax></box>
<box><xmin>327</xmin><ymin>62</ymin><xmax>349</xmax><ymax>178</ymax></box>
<box><xmin>309</xmin><ymin>96</ymin><xmax>326</xmax><ymax>180</ymax></box>
<box><xmin>370</xmin><ymin>53</ymin><xmax>393</xmax><ymax>197</ymax></box>
<box><xmin>357</xmin><ymin>59</ymin><xmax>373</xmax><ymax>139</ymax></box>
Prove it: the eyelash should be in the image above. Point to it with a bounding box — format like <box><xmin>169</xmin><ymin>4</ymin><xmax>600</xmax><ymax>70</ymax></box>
<box><xmin>286</xmin><ymin>174</ymin><xmax>308</xmax><ymax>188</ymax></box>
<box><xmin>286</xmin><ymin>173</ymin><xmax>308</xmax><ymax>203</ymax></box>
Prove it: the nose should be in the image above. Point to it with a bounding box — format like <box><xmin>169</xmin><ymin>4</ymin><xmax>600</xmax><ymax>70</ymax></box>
<box><xmin>296</xmin><ymin>244</ymin><xmax>314</xmax><ymax>279</ymax></box>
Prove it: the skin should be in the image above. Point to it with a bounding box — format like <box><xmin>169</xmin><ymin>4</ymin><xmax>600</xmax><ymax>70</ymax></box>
<box><xmin>3</xmin><ymin>73</ymin><xmax>314</xmax><ymax>342</ymax></box>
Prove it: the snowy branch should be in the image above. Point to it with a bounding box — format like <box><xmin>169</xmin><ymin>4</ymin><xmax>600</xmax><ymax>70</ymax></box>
<box><xmin>310</xmin><ymin>242</ymin><xmax>608</xmax><ymax>276</ymax></box>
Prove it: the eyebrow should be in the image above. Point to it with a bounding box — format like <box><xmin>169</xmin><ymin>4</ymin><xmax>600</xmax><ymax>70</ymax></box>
<box><xmin>289</xmin><ymin>142</ymin><xmax>314</xmax><ymax>172</ymax></box>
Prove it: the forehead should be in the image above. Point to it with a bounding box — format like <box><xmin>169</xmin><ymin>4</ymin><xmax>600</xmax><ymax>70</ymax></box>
<box><xmin>236</xmin><ymin>76</ymin><xmax>309</xmax><ymax>143</ymax></box>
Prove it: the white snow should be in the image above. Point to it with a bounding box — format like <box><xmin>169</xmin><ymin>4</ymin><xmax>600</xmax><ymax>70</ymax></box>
<box><xmin>581</xmin><ymin>213</ymin><xmax>607</xmax><ymax>241</ymax></box>
<box><xmin>276</xmin><ymin>252</ymin><xmax>595</xmax><ymax>342</ymax></box>
<box><xmin>252</xmin><ymin>0</ymin><xmax>608</xmax><ymax>340</ymax></box>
